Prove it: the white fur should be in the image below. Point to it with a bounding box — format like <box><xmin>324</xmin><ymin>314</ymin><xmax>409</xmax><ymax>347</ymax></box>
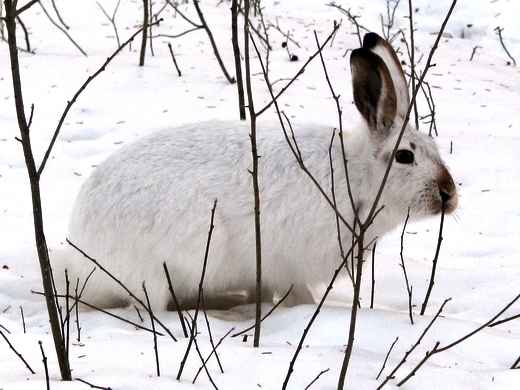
<box><xmin>53</xmin><ymin>36</ymin><xmax>456</xmax><ymax>311</ymax></box>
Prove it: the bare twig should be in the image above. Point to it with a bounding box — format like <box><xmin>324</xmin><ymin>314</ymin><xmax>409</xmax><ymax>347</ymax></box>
<box><xmin>38</xmin><ymin>19</ymin><xmax>162</xmax><ymax>176</ymax></box>
<box><xmin>75</xmin><ymin>378</ymin><xmax>112</xmax><ymax>390</ymax></box>
<box><xmin>163</xmin><ymin>262</ymin><xmax>188</xmax><ymax>337</ymax></box>
<box><xmin>512</xmin><ymin>355</ymin><xmax>520</xmax><ymax>370</ymax></box>
<box><xmin>201</xmin><ymin>294</ymin><xmax>223</xmax><ymax>373</ymax></box>
<box><xmin>177</xmin><ymin>200</ymin><xmax>218</xmax><ymax>379</ymax></box>
<box><xmin>32</xmin><ymin>290</ymin><xmax>162</xmax><ymax>335</ymax></box>
<box><xmin>305</xmin><ymin>368</ymin><xmax>330</xmax><ymax>389</ymax></box>
<box><xmin>376</xmin><ymin>336</ymin><xmax>399</xmax><ymax>380</ymax></box>
<box><xmin>399</xmin><ymin>209</ymin><xmax>414</xmax><ymax>324</ymax></box>
<box><xmin>232</xmin><ymin>284</ymin><xmax>294</xmax><ymax>338</ymax></box>
<box><xmin>420</xmin><ymin>206</ymin><xmax>446</xmax><ymax>315</ymax></box>
<box><xmin>407</xmin><ymin>0</ymin><xmax>419</xmax><ymax>129</ymax></box>
<box><xmin>15</xmin><ymin>15</ymin><xmax>30</xmax><ymax>52</ymax></box>
<box><xmin>50</xmin><ymin>0</ymin><xmax>69</xmax><ymax>29</ymax></box>
<box><xmin>65</xmin><ymin>241</ymin><xmax>175</xmax><ymax>340</ymax></box>
<box><xmin>0</xmin><ymin>328</ymin><xmax>35</xmax><ymax>374</ymax></box>
<box><xmin>139</xmin><ymin>0</ymin><xmax>149</xmax><ymax>66</ymax></box>
<box><xmin>96</xmin><ymin>0</ymin><xmax>121</xmax><ymax>48</ymax></box>
<box><xmin>167</xmin><ymin>42</ymin><xmax>182</xmax><ymax>76</ymax></box>
<box><xmin>38</xmin><ymin>1</ymin><xmax>87</xmax><ymax>56</ymax></box>
<box><xmin>20</xmin><ymin>306</ymin><xmax>26</xmax><ymax>333</ymax></box>
<box><xmin>39</xmin><ymin>341</ymin><xmax>50</xmax><ymax>390</ymax></box>
<box><xmin>494</xmin><ymin>26</ymin><xmax>516</xmax><ymax>66</ymax></box>
<box><xmin>231</xmin><ymin>0</ymin><xmax>246</xmax><ymax>120</ymax></box>
<box><xmin>193</xmin><ymin>0</ymin><xmax>235</xmax><ymax>83</ymax></box>
<box><xmin>143</xmin><ymin>282</ymin><xmax>160</xmax><ymax>376</ymax></box>
<box><xmin>243</xmin><ymin>0</ymin><xmax>262</xmax><ymax>347</ymax></box>
<box><xmin>377</xmin><ymin>298</ymin><xmax>451</xmax><ymax>389</ymax></box>
<box><xmin>193</xmin><ymin>327</ymin><xmax>234</xmax><ymax>383</ymax></box>
<box><xmin>185</xmin><ymin>321</ymin><xmax>220</xmax><ymax>390</ymax></box>
<box><xmin>370</xmin><ymin>241</ymin><xmax>377</xmax><ymax>309</ymax></box>
<box><xmin>469</xmin><ymin>45</ymin><xmax>481</xmax><ymax>61</ymax></box>
<box><xmin>489</xmin><ymin>312</ymin><xmax>520</xmax><ymax>328</ymax></box>
<box><xmin>398</xmin><ymin>292</ymin><xmax>520</xmax><ymax>386</ymax></box>
<box><xmin>15</xmin><ymin>0</ymin><xmax>39</xmax><ymax>17</ymax></box>
<box><xmin>326</xmin><ymin>2</ymin><xmax>369</xmax><ymax>46</ymax></box>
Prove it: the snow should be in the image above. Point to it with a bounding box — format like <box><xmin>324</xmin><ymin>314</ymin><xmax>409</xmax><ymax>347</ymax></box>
<box><xmin>1</xmin><ymin>0</ymin><xmax>519</xmax><ymax>389</ymax></box>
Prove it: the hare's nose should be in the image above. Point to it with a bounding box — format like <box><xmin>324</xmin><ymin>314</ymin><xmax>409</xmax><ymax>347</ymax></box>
<box><xmin>437</xmin><ymin>166</ymin><xmax>456</xmax><ymax>203</ymax></box>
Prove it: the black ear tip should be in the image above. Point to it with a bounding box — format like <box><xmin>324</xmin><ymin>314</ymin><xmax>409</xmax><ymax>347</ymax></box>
<box><xmin>363</xmin><ymin>32</ymin><xmax>383</xmax><ymax>49</ymax></box>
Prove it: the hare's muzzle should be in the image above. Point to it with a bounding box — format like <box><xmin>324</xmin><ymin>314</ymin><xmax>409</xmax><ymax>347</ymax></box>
<box><xmin>437</xmin><ymin>166</ymin><xmax>458</xmax><ymax>214</ymax></box>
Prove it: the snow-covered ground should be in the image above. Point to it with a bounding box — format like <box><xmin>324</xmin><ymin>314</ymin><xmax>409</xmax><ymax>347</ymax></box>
<box><xmin>1</xmin><ymin>0</ymin><xmax>519</xmax><ymax>389</ymax></box>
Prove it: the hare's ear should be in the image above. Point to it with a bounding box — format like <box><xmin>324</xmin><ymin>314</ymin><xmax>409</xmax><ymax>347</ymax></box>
<box><xmin>363</xmin><ymin>32</ymin><xmax>409</xmax><ymax>120</ymax></box>
<box><xmin>350</xmin><ymin>48</ymin><xmax>397</xmax><ymax>136</ymax></box>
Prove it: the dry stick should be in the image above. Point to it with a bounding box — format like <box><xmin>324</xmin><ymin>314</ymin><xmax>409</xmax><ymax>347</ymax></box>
<box><xmin>397</xmin><ymin>292</ymin><xmax>520</xmax><ymax>386</ymax></box>
<box><xmin>163</xmin><ymin>262</ymin><xmax>188</xmax><ymax>337</ymax></box>
<box><xmin>139</xmin><ymin>0</ymin><xmax>149</xmax><ymax>66</ymax></box>
<box><xmin>201</xmin><ymin>294</ymin><xmax>223</xmax><ymax>373</ymax></box>
<box><xmin>15</xmin><ymin>15</ymin><xmax>30</xmax><ymax>52</ymax></box>
<box><xmin>243</xmin><ymin>0</ymin><xmax>262</xmax><ymax>348</ymax></box>
<box><xmin>143</xmin><ymin>282</ymin><xmax>160</xmax><ymax>376</ymax></box>
<box><xmin>511</xmin><ymin>355</ymin><xmax>520</xmax><ymax>370</ymax></box>
<box><xmin>420</xmin><ymin>206</ymin><xmax>446</xmax><ymax>315</ymax></box>
<box><xmin>231</xmin><ymin>284</ymin><xmax>294</xmax><ymax>338</ymax></box>
<box><xmin>0</xmin><ymin>328</ymin><xmax>35</xmax><ymax>374</ymax></box>
<box><xmin>326</xmin><ymin>2</ymin><xmax>369</xmax><ymax>46</ymax></box>
<box><xmin>236</xmin><ymin>5</ymin><xmax>272</xmax><ymax>50</ymax></box>
<box><xmin>193</xmin><ymin>0</ymin><xmax>235</xmax><ymax>83</ymax></box>
<box><xmin>65</xmin><ymin>270</ymin><xmax>71</xmax><ymax>359</ymax></box>
<box><xmin>177</xmin><ymin>199</ymin><xmax>218</xmax><ymax>380</ymax></box>
<box><xmin>185</xmin><ymin>320</ymin><xmax>220</xmax><ymax>390</ymax></box>
<box><xmin>281</xmin><ymin>245</ymin><xmax>357</xmax><ymax>390</ymax></box>
<box><xmin>193</xmin><ymin>327</ymin><xmax>234</xmax><ymax>383</ymax></box>
<box><xmin>489</xmin><ymin>312</ymin><xmax>520</xmax><ymax>328</ymax></box>
<box><xmin>20</xmin><ymin>306</ymin><xmax>26</xmax><ymax>333</ymax></box>
<box><xmin>256</xmin><ymin>22</ymin><xmax>340</xmax><ymax>117</ymax></box>
<box><xmin>32</xmin><ymin>291</ymin><xmax>162</xmax><ymax>335</ymax></box>
<box><xmin>39</xmin><ymin>341</ymin><xmax>50</xmax><ymax>390</ymax></box>
<box><xmin>4</xmin><ymin>0</ymin><xmax>71</xmax><ymax>379</ymax></box>
<box><xmin>38</xmin><ymin>1</ymin><xmax>86</xmax><ymax>56</ymax></box>
<box><xmin>231</xmin><ymin>0</ymin><xmax>246</xmax><ymax>120</ymax></box>
<box><xmin>268</xmin><ymin>17</ymin><xmax>301</xmax><ymax>48</ymax></box>
<box><xmin>376</xmin><ymin>336</ymin><xmax>399</xmax><ymax>380</ymax></box>
<box><xmin>148</xmin><ymin>0</ymin><xmax>154</xmax><ymax>57</ymax></box>
<box><xmin>376</xmin><ymin>298</ymin><xmax>451</xmax><ymax>389</ymax></box>
<box><xmin>13</xmin><ymin>0</ymin><xmax>39</xmax><ymax>16</ymax></box>
<box><xmin>135</xmin><ymin>305</ymin><xmax>144</xmax><ymax>323</ymax></box>
<box><xmin>370</xmin><ymin>241</ymin><xmax>377</xmax><ymax>309</ymax></box>
<box><xmin>65</xmin><ymin>241</ymin><xmax>176</xmax><ymax>341</ymax></box>
<box><xmin>74</xmin><ymin>278</ymin><xmax>81</xmax><ymax>342</ymax></box>
<box><xmin>469</xmin><ymin>45</ymin><xmax>481</xmax><ymax>61</ymax></box>
<box><xmin>494</xmin><ymin>26</ymin><xmax>517</xmax><ymax>66</ymax></box>
<box><xmin>50</xmin><ymin>0</ymin><xmax>69</xmax><ymax>30</ymax></box>
<box><xmin>0</xmin><ymin>323</ymin><xmax>10</xmax><ymax>334</ymax></box>
<box><xmin>96</xmin><ymin>0</ymin><xmax>121</xmax><ymax>48</ymax></box>
<box><xmin>305</xmin><ymin>368</ymin><xmax>330</xmax><ymax>390</ymax></box>
<box><xmin>75</xmin><ymin>378</ymin><xmax>112</xmax><ymax>390</ymax></box>
<box><xmin>37</xmin><ymin>19</ymin><xmax>162</xmax><ymax>176</ymax></box>
<box><xmin>407</xmin><ymin>0</ymin><xmax>419</xmax><ymax>129</ymax></box>
<box><xmin>399</xmin><ymin>210</ymin><xmax>414</xmax><ymax>324</ymax></box>
<box><xmin>167</xmin><ymin>42</ymin><xmax>182</xmax><ymax>76</ymax></box>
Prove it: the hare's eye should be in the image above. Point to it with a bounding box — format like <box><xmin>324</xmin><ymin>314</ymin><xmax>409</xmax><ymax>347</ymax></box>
<box><xmin>395</xmin><ymin>149</ymin><xmax>414</xmax><ymax>164</ymax></box>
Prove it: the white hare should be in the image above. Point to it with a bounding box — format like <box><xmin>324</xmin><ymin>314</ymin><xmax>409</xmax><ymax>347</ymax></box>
<box><xmin>54</xmin><ymin>33</ymin><xmax>457</xmax><ymax>311</ymax></box>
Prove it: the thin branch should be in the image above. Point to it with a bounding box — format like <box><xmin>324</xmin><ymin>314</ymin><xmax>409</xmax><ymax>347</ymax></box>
<box><xmin>167</xmin><ymin>42</ymin><xmax>182</xmax><ymax>76</ymax></box>
<box><xmin>96</xmin><ymin>0</ymin><xmax>121</xmax><ymax>48</ymax></box>
<box><xmin>15</xmin><ymin>0</ymin><xmax>39</xmax><ymax>16</ymax></box>
<box><xmin>65</xmin><ymin>241</ymin><xmax>175</xmax><ymax>340</ymax></box>
<box><xmin>305</xmin><ymin>368</ymin><xmax>330</xmax><ymax>389</ymax></box>
<box><xmin>376</xmin><ymin>298</ymin><xmax>451</xmax><ymax>389</ymax></box>
<box><xmin>193</xmin><ymin>0</ymin><xmax>235</xmax><ymax>83</ymax></box>
<box><xmin>407</xmin><ymin>0</ymin><xmax>419</xmax><ymax>129</ymax></box>
<box><xmin>376</xmin><ymin>336</ymin><xmax>399</xmax><ymax>380</ymax></box>
<box><xmin>75</xmin><ymin>378</ymin><xmax>112</xmax><ymax>390</ymax></box>
<box><xmin>193</xmin><ymin>327</ymin><xmax>234</xmax><ymax>383</ymax></box>
<box><xmin>420</xmin><ymin>206</ymin><xmax>446</xmax><ymax>315</ymax></box>
<box><xmin>201</xmin><ymin>294</ymin><xmax>223</xmax><ymax>373</ymax></box>
<box><xmin>163</xmin><ymin>262</ymin><xmax>188</xmax><ymax>337</ymax></box>
<box><xmin>231</xmin><ymin>0</ymin><xmax>245</xmax><ymax>120</ymax></box>
<box><xmin>232</xmin><ymin>284</ymin><xmax>294</xmax><ymax>338</ymax></box>
<box><xmin>139</xmin><ymin>0</ymin><xmax>149</xmax><ymax>66</ymax></box>
<box><xmin>37</xmin><ymin>19</ymin><xmax>162</xmax><ymax>176</ymax></box>
<box><xmin>185</xmin><ymin>320</ymin><xmax>220</xmax><ymax>390</ymax></box>
<box><xmin>50</xmin><ymin>0</ymin><xmax>69</xmax><ymax>29</ymax></box>
<box><xmin>38</xmin><ymin>1</ymin><xmax>87</xmax><ymax>56</ymax></box>
<box><xmin>143</xmin><ymin>282</ymin><xmax>160</xmax><ymax>376</ymax></box>
<box><xmin>399</xmin><ymin>209</ymin><xmax>414</xmax><ymax>324</ymax></box>
<box><xmin>0</xmin><ymin>328</ymin><xmax>35</xmax><ymax>374</ymax></box>
<box><xmin>177</xmin><ymin>199</ymin><xmax>218</xmax><ymax>379</ymax></box>
<box><xmin>20</xmin><ymin>306</ymin><xmax>26</xmax><ymax>333</ymax></box>
<box><xmin>370</xmin><ymin>241</ymin><xmax>377</xmax><ymax>309</ymax></box>
<box><xmin>32</xmin><ymin>290</ymin><xmax>162</xmax><ymax>335</ymax></box>
<box><xmin>489</xmin><ymin>313</ymin><xmax>520</xmax><ymax>328</ymax></box>
<box><xmin>39</xmin><ymin>341</ymin><xmax>50</xmax><ymax>390</ymax></box>
<box><xmin>494</xmin><ymin>26</ymin><xmax>516</xmax><ymax>66</ymax></box>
